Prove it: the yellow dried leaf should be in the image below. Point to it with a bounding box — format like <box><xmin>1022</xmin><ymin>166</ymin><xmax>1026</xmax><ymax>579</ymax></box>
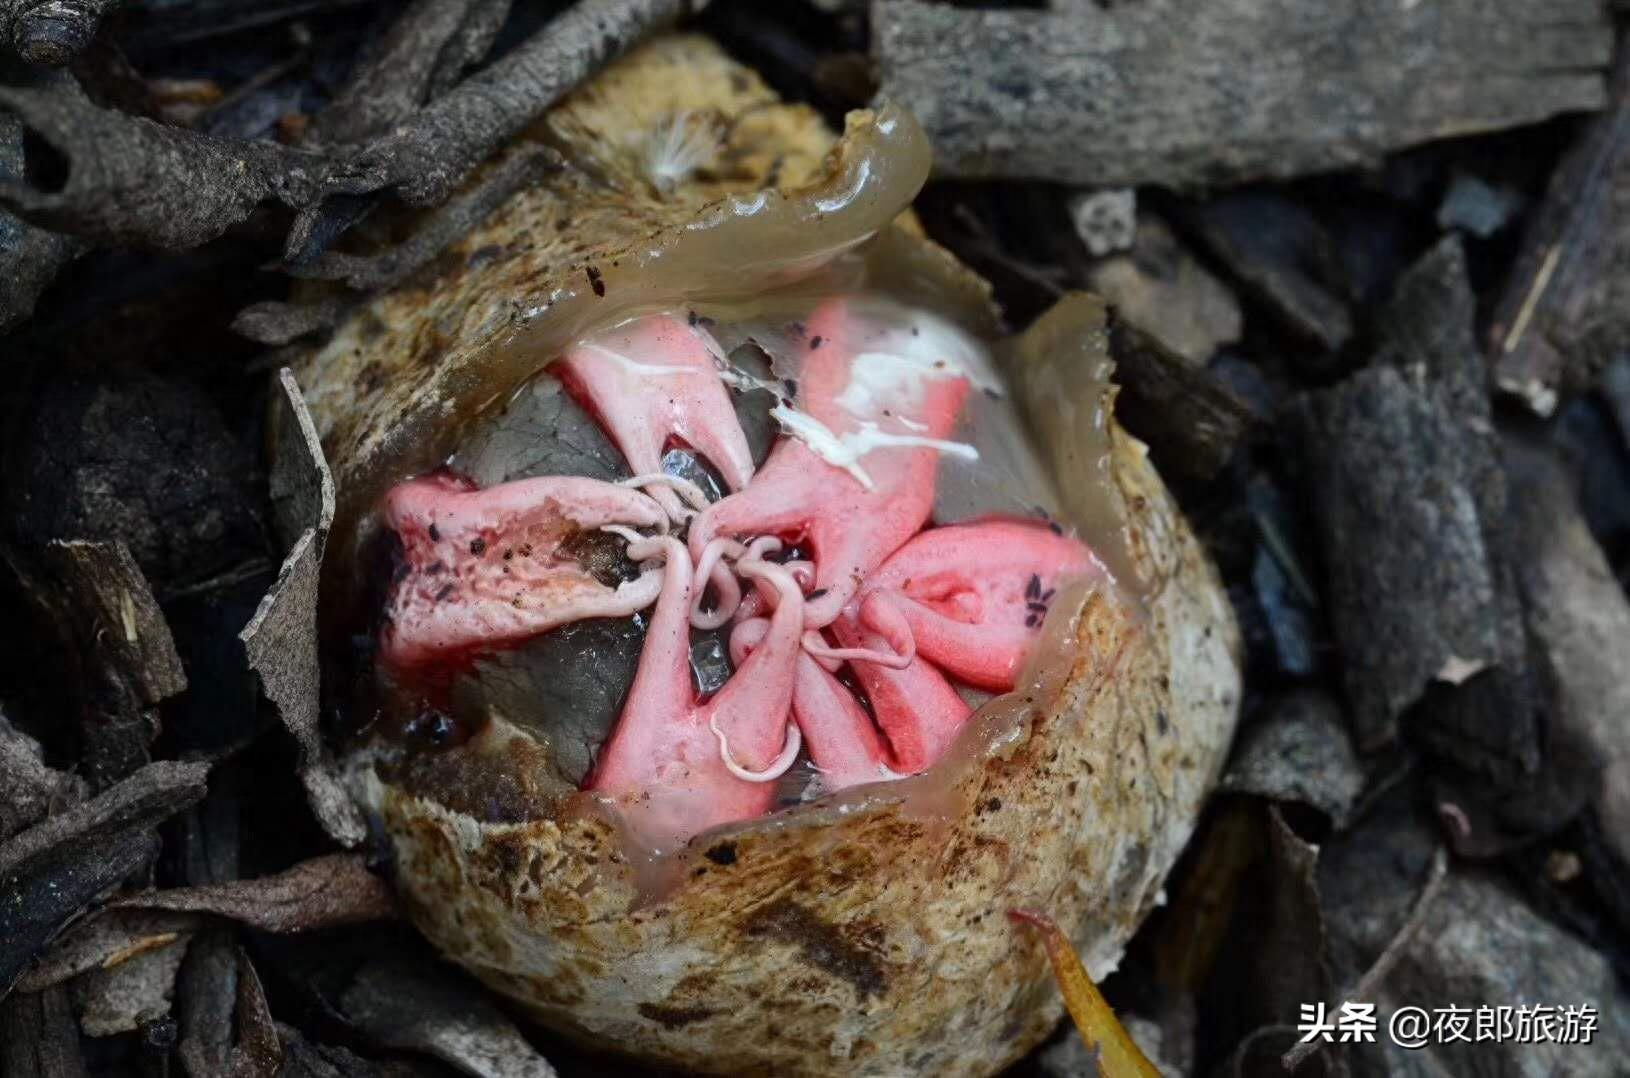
<box><xmin>1009</xmin><ymin>908</ymin><xmax>1162</xmax><ymax>1078</ymax></box>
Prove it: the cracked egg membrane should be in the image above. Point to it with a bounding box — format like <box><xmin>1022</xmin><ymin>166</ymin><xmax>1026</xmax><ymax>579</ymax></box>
<box><xmin>295</xmin><ymin>34</ymin><xmax>1240</xmax><ymax>1078</ymax></box>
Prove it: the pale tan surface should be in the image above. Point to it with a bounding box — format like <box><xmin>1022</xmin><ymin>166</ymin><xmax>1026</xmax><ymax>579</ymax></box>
<box><xmin>306</xmin><ymin>35</ymin><xmax>1241</xmax><ymax>1078</ymax></box>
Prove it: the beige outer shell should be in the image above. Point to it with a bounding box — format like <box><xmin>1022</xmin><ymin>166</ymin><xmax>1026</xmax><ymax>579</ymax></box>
<box><xmin>304</xmin><ymin>34</ymin><xmax>1241</xmax><ymax>1078</ymax></box>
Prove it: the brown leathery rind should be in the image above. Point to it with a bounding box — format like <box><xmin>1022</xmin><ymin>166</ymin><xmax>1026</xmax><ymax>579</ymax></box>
<box><xmin>310</xmin><ymin>35</ymin><xmax>1241</xmax><ymax>1078</ymax></box>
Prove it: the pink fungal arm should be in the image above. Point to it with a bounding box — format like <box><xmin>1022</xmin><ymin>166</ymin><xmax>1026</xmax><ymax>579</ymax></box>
<box><xmin>586</xmin><ymin>536</ymin><xmax>804</xmax><ymax>851</ymax></box>
<box><xmin>687</xmin><ymin>297</ymin><xmax>972</xmax><ymax>628</ymax></box>
<box><xmin>560</xmin><ymin>315</ymin><xmax>756</xmax><ymax>519</ymax></box>
<box><xmin>377</xmin><ymin>473</ymin><xmax>667</xmax><ymax>670</ymax></box>
<box><xmin>858</xmin><ymin>519</ymin><xmax>1095</xmax><ymax>691</ymax></box>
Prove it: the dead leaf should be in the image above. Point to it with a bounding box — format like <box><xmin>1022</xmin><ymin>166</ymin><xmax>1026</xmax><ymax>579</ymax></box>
<box><xmin>113</xmin><ymin>854</ymin><xmax>395</xmax><ymax>933</ymax></box>
<box><xmin>1008</xmin><ymin>909</ymin><xmax>1161</xmax><ymax>1078</ymax></box>
<box><xmin>230</xmin><ymin>948</ymin><xmax>282</xmax><ymax>1078</ymax></box>
<box><xmin>240</xmin><ymin>370</ymin><xmax>365</xmax><ymax>848</ymax></box>
<box><xmin>70</xmin><ymin>933</ymin><xmax>190</xmax><ymax>1037</ymax></box>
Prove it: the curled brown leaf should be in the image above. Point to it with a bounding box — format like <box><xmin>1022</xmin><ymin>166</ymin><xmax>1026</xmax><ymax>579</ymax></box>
<box><xmin>112</xmin><ymin>854</ymin><xmax>396</xmax><ymax>933</ymax></box>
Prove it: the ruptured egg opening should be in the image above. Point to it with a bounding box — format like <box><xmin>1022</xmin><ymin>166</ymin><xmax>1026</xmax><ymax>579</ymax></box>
<box><xmin>360</xmin><ymin>294</ymin><xmax>1105</xmax><ymax>854</ymax></box>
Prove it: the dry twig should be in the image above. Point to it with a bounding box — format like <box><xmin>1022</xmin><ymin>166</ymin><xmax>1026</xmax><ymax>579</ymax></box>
<box><xmin>1281</xmin><ymin>846</ymin><xmax>1450</xmax><ymax>1072</ymax></box>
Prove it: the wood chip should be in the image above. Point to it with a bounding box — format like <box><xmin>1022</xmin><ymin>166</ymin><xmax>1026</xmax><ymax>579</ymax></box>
<box><xmin>1291</xmin><ymin>364</ymin><xmax>1501</xmax><ymax>750</ymax></box>
<box><xmin>1181</xmin><ymin>189</ymin><xmax>1352</xmax><ymax>354</ymax></box>
<box><xmin>1291</xmin><ymin>239</ymin><xmax>1533</xmax><ymax>753</ymax></box>
<box><xmin>0</xmin><ymin>830</ymin><xmax>161</xmax><ymax>1001</ymax></box>
<box><xmin>0</xmin><ymin>710</ymin><xmax>84</xmax><ymax>843</ymax></box>
<box><xmin>874</xmin><ymin>0</ymin><xmax>1612</xmax><ymax>187</ymax></box>
<box><xmin>1219</xmin><ymin>690</ymin><xmax>1364</xmax><ymax>826</ymax></box>
<box><xmin>0</xmin><ymin>759</ymin><xmax>209</xmax><ymax>884</ymax></box>
<box><xmin>177</xmin><ymin>927</ymin><xmax>237</xmax><ymax>1078</ymax></box>
<box><xmin>4</xmin><ymin>539</ymin><xmax>186</xmax><ymax>789</ymax></box>
<box><xmin>1086</xmin><ymin>216</ymin><xmax>1241</xmax><ymax>367</ymax></box>
<box><xmin>1487</xmin><ymin>41</ymin><xmax>1630</xmax><ymax>416</ymax></box>
<box><xmin>1505</xmin><ymin>435</ymin><xmax>1630</xmax><ymax>868</ymax></box>
<box><xmin>0</xmin><ymin>759</ymin><xmax>208</xmax><ymax>996</ymax></box>
<box><xmin>0</xmin><ymin>983</ymin><xmax>87</xmax><ymax>1078</ymax></box>
<box><xmin>1109</xmin><ymin>316</ymin><xmax>1255</xmax><ymax>481</ymax></box>
<box><xmin>1367</xmin><ymin>239</ymin><xmax>1540</xmax><ymax>782</ymax></box>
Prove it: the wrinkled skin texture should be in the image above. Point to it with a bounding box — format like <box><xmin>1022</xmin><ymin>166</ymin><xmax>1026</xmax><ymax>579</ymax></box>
<box><xmin>311</xmin><ymin>36</ymin><xmax>1241</xmax><ymax>1078</ymax></box>
<box><xmin>377</xmin><ymin>472</ymin><xmax>665</xmax><ymax>668</ymax></box>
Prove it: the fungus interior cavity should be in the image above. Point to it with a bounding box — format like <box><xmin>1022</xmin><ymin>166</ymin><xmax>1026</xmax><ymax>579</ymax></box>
<box><xmin>365</xmin><ymin>290</ymin><xmax>1122</xmax><ymax>856</ymax></box>
<box><xmin>347</xmin><ymin>107</ymin><xmax>1134</xmax><ymax>875</ymax></box>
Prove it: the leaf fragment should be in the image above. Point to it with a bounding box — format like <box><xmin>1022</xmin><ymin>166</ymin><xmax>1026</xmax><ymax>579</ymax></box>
<box><xmin>1008</xmin><ymin>908</ymin><xmax>1162</xmax><ymax>1078</ymax></box>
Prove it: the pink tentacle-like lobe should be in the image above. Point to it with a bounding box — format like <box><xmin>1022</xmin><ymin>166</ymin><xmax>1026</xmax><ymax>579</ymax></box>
<box><xmin>733</xmin><ymin>616</ymin><xmax>896</xmax><ymax>789</ymax></box>
<box><xmin>588</xmin><ymin>538</ymin><xmax>805</xmax><ymax>851</ymax></box>
<box><xmin>828</xmin><ymin>613</ymin><xmax>972</xmax><ymax>775</ymax></box>
<box><xmin>377</xmin><ymin>473</ymin><xmax>667</xmax><ymax>670</ymax></box>
<box><xmin>790</xmin><ymin>518</ymin><xmax>1094</xmax><ymax>789</ymax></box>
<box><xmin>559</xmin><ymin>314</ymin><xmax>756</xmax><ymax>517</ymax></box>
<box><xmin>790</xmin><ymin>648</ymin><xmax>900</xmax><ymax>788</ymax></box>
<box><xmin>688</xmin><ymin>297</ymin><xmax>973</xmax><ymax>628</ymax></box>
<box><xmin>858</xmin><ymin>519</ymin><xmax>1095</xmax><ymax>691</ymax></box>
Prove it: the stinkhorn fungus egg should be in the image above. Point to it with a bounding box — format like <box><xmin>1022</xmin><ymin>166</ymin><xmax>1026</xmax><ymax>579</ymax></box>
<box><xmin>311</xmin><ymin>36</ymin><xmax>1239</xmax><ymax>1078</ymax></box>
